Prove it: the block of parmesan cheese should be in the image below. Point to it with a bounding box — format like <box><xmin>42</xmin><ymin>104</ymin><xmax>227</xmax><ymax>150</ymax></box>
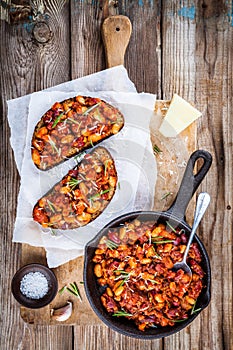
<box><xmin>159</xmin><ymin>94</ymin><xmax>202</xmax><ymax>137</ymax></box>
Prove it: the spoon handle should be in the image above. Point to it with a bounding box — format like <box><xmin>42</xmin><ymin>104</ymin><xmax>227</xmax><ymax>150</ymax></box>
<box><xmin>182</xmin><ymin>192</ymin><xmax>210</xmax><ymax>262</ymax></box>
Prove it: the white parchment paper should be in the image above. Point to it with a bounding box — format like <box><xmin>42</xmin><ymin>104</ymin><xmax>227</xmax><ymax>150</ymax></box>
<box><xmin>7</xmin><ymin>66</ymin><xmax>157</xmax><ymax>267</ymax></box>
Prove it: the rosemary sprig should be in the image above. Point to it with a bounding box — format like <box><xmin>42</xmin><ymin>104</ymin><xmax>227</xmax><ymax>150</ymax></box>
<box><xmin>46</xmin><ymin>222</ymin><xmax>57</xmax><ymax>227</ymax></box>
<box><xmin>153</xmin><ymin>240</ymin><xmax>174</xmax><ymax>244</ymax></box>
<box><xmin>154</xmin><ymin>252</ymin><xmax>162</xmax><ymax>259</ymax></box>
<box><xmin>67</xmin><ymin>282</ymin><xmax>82</xmax><ymax>301</ymax></box>
<box><xmin>169</xmin><ymin>318</ymin><xmax>188</xmax><ymax>323</ymax></box>
<box><xmin>67</xmin><ymin>177</ymin><xmax>81</xmax><ymax>190</ymax></box>
<box><xmin>161</xmin><ymin>192</ymin><xmax>172</xmax><ymax>200</ymax></box>
<box><xmin>105</xmin><ymin>239</ymin><xmax>119</xmax><ymax>250</ymax></box>
<box><xmin>58</xmin><ymin>285</ymin><xmax>67</xmax><ymax>294</ymax></box>
<box><xmin>47</xmin><ymin>199</ymin><xmax>55</xmax><ymax>213</ymax></box>
<box><xmin>146</xmin><ymin>279</ymin><xmax>159</xmax><ymax>284</ymax></box>
<box><xmin>52</xmin><ymin>112</ymin><xmax>65</xmax><ymax>128</ymax></box>
<box><xmin>89</xmin><ymin>188</ymin><xmax>110</xmax><ymax>201</ymax></box>
<box><xmin>83</xmin><ymin>102</ymin><xmax>101</xmax><ymax>116</ymax></box>
<box><xmin>74</xmin><ymin>151</ymin><xmax>86</xmax><ymax>164</ymax></box>
<box><xmin>114</xmin><ymin>270</ymin><xmax>131</xmax><ymax>285</ymax></box>
<box><xmin>50</xmin><ymin>229</ymin><xmax>57</xmax><ymax>236</ymax></box>
<box><xmin>150</xmin><ymin>324</ymin><xmax>158</xmax><ymax>328</ymax></box>
<box><xmin>179</xmin><ymin>229</ymin><xmax>186</xmax><ymax>235</ymax></box>
<box><xmin>114</xmin><ymin>269</ymin><xmax>129</xmax><ymax>275</ymax></box>
<box><xmin>166</xmin><ymin>221</ymin><xmax>177</xmax><ymax>233</ymax></box>
<box><xmin>151</xmin><ymin>235</ymin><xmax>164</xmax><ymax>240</ymax></box>
<box><xmin>190</xmin><ymin>300</ymin><xmax>202</xmax><ymax>315</ymax></box>
<box><xmin>112</xmin><ymin>310</ymin><xmax>133</xmax><ymax>317</ymax></box>
<box><xmin>150</xmin><ymin>246</ymin><xmax>162</xmax><ymax>259</ymax></box>
<box><xmin>48</xmin><ymin>137</ymin><xmax>61</xmax><ymax>156</ymax></box>
<box><xmin>153</xmin><ymin>144</ymin><xmax>162</xmax><ymax>155</ymax></box>
<box><xmin>164</xmin><ymin>316</ymin><xmax>188</xmax><ymax>323</ymax></box>
<box><xmin>67</xmin><ymin>117</ymin><xmax>80</xmax><ymax>125</ymax></box>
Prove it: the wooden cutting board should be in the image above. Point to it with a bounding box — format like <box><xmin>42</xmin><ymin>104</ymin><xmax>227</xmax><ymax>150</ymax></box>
<box><xmin>20</xmin><ymin>16</ymin><xmax>196</xmax><ymax>325</ymax></box>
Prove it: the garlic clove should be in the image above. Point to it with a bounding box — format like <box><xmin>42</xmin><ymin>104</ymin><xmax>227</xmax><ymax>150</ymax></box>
<box><xmin>51</xmin><ymin>301</ymin><xmax>72</xmax><ymax>322</ymax></box>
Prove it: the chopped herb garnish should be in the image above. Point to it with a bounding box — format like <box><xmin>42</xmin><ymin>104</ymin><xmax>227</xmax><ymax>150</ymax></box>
<box><xmin>106</xmin><ymin>239</ymin><xmax>119</xmax><ymax>250</ymax></box>
<box><xmin>114</xmin><ymin>270</ymin><xmax>129</xmax><ymax>274</ymax></box>
<box><xmin>46</xmin><ymin>222</ymin><xmax>57</xmax><ymax>227</ymax></box>
<box><xmin>58</xmin><ymin>285</ymin><xmax>67</xmax><ymax>294</ymax></box>
<box><xmin>146</xmin><ymin>279</ymin><xmax>159</xmax><ymax>284</ymax></box>
<box><xmin>114</xmin><ymin>270</ymin><xmax>131</xmax><ymax>285</ymax></box>
<box><xmin>161</xmin><ymin>192</ymin><xmax>172</xmax><ymax>200</ymax></box>
<box><xmin>150</xmin><ymin>246</ymin><xmax>162</xmax><ymax>259</ymax></box>
<box><xmin>154</xmin><ymin>252</ymin><xmax>162</xmax><ymax>259</ymax></box>
<box><xmin>48</xmin><ymin>137</ymin><xmax>61</xmax><ymax>156</ymax></box>
<box><xmin>50</xmin><ymin>229</ymin><xmax>57</xmax><ymax>236</ymax></box>
<box><xmin>90</xmin><ymin>139</ymin><xmax>94</xmax><ymax>148</ymax></box>
<box><xmin>68</xmin><ymin>178</ymin><xmax>81</xmax><ymax>190</ymax></box>
<box><xmin>79</xmin><ymin>281</ymin><xmax>84</xmax><ymax>285</ymax></box>
<box><xmin>67</xmin><ymin>117</ymin><xmax>80</xmax><ymax>125</ymax></box>
<box><xmin>153</xmin><ymin>240</ymin><xmax>174</xmax><ymax>244</ymax></box>
<box><xmin>179</xmin><ymin>229</ymin><xmax>186</xmax><ymax>235</ymax></box>
<box><xmin>47</xmin><ymin>199</ymin><xmax>55</xmax><ymax>213</ymax></box>
<box><xmin>113</xmin><ymin>310</ymin><xmax>133</xmax><ymax>317</ymax></box>
<box><xmin>164</xmin><ymin>316</ymin><xmax>188</xmax><ymax>323</ymax></box>
<box><xmin>74</xmin><ymin>152</ymin><xmax>86</xmax><ymax>164</ymax></box>
<box><xmin>118</xmin><ymin>182</ymin><xmax>121</xmax><ymax>190</ymax></box>
<box><xmin>153</xmin><ymin>144</ymin><xmax>162</xmax><ymax>154</ymax></box>
<box><xmin>93</xmin><ymin>114</ymin><xmax>104</xmax><ymax>123</ymax></box>
<box><xmin>170</xmin><ymin>318</ymin><xmax>188</xmax><ymax>323</ymax></box>
<box><xmin>83</xmin><ymin>103</ymin><xmax>101</xmax><ymax>116</ymax></box>
<box><xmin>89</xmin><ymin>188</ymin><xmax>110</xmax><ymax>201</ymax></box>
<box><xmin>166</xmin><ymin>221</ymin><xmax>177</xmax><ymax>233</ymax></box>
<box><xmin>52</xmin><ymin>112</ymin><xmax>65</xmax><ymax>128</ymax></box>
<box><xmin>191</xmin><ymin>300</ymin><xmax>201</xmax><ymax>315</ymax></box>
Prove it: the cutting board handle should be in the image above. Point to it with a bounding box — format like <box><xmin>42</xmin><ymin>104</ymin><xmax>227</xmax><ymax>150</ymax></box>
<box><xmin>102</xmin><ymin>15</ymin><xmax>132</xmax><ymax>68</ymax></box>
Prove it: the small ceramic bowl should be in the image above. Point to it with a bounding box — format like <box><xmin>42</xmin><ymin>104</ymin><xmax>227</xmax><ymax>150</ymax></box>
<box><xmin>11</xmin><ymin>263</ymin><xmax>58</xmax><ymax>309</ymax></box>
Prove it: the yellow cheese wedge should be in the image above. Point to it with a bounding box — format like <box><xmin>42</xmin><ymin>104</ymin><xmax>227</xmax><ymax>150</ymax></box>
<box><xmin>159</xmin><ymin>94</ymin><xmax>202</xmax><ymax>137</ymax></box>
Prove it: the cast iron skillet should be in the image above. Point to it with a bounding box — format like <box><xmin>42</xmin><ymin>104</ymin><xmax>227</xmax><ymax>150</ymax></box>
<box><xmin>84</xmin><ymin>150</ymin><xmax>212</xmax><ymax>339</ymax></box>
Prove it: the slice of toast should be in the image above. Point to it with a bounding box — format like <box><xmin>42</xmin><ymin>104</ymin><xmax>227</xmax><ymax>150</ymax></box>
<box><xmin>31</xmin><ymin>96</ymin><xmax>124</xmax><ymax>170</ymax></box>
<box><xmin>33</xmin><ymin>146</ymin><xmax>117</xmax><ymax>230</ymax></box>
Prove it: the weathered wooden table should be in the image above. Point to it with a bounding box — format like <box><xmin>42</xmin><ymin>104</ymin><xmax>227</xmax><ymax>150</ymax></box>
<box><xmin>1</xmin><ymin>1</ymin><xmax>232</xmax><ymax>349</ymax></box>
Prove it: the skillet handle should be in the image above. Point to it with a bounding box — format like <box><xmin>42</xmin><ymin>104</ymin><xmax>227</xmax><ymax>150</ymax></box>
<box><xmin>166</xmin><ymin>150</ymin><xmax>212</xmax><ymax>221</ymax></box>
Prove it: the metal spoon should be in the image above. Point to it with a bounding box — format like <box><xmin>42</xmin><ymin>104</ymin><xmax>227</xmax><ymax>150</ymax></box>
<box><xmin>172</xmin><ymin>192</ymin><xmax>210</xmax><ymax>276</ymax></box>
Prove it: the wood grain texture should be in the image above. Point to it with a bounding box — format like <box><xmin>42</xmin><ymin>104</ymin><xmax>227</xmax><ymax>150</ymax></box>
<box><xmin>74</xmin><ymin>325</ymin><xmax>163</xmax><ymax>350</ymax></box>
<box><xmin>70</xmin><ymin>0</ymin><xmax>114</xmax><ymax>79</ymax></box>
<box><xmin>18</xmin><ymin>325</ymin><xmax>73</xmax><ymax>350</ymax></box>
<box><xmin>120</xmin><ymin>0</ymin><xmax>162</xmax><ymax>95</ymax></box>
<box><xmin>1</xmin><ymin>0</ymin><xmax>233</xmax><ymax>349</ymax></box>
<box><xmin>195</xmin><ymin>1</ymin><xmax>233</xmax><ymax>349</ymax></box>
<box><xmin>162</xmin><ymin>1</ymin><xmax>233</xmax><ymax>350</ymax></box>
<box><xmin>0</xmin><ymin>0</ymin><xmax>72</xmax><ymax>349</ymax></box>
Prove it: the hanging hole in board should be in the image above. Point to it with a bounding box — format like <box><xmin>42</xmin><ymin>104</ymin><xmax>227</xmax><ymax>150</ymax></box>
<box><xmin>116</xmin><ymin>27</ymin><xmax>120</xmax><ymax>32</ymax></box>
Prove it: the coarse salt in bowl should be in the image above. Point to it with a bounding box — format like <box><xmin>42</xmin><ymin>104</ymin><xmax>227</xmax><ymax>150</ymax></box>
<box><xmin>11</xmin><ymin>263</ymin><xmax>58</xmax><ymax>309</ymax></box>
